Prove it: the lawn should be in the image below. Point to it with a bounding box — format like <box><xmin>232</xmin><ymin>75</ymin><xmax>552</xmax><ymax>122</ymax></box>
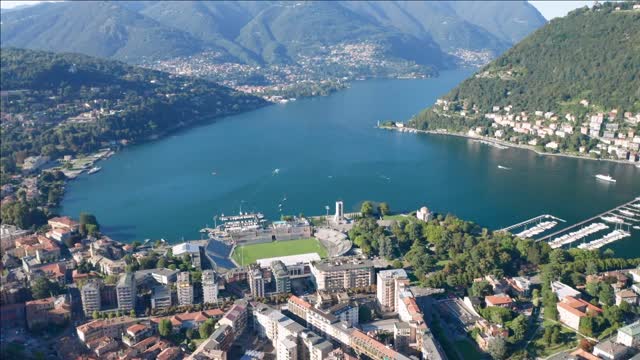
<box><xmin>231</xmin><ymin>238</ymin><xmax>327</xmax><ymax>266</ymax></box>
<box><xmin>525</xmin><ymin>320</ymin><xmax>577</xmax><ymax>358</ymax></box>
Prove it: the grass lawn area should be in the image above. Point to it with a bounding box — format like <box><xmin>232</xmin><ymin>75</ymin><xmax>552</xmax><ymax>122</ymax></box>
<box><xmin>231</xmin><ymin>238</ymin><xmax>327</xmax><ymax>266</ymax></box>
<box><xmin>526</xmin><ymin>320</ymin><xmax>577</xmax><ymax>358</ymax></box>
<box><xmin>383</xmin><ymin>214</ymin><xmax>415</xmax><ymax>221</ymax></box>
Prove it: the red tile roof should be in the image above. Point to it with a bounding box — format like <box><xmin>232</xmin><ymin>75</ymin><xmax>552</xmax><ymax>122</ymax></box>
<box><xmin>558</xmin><ymin>296</ymin><xmax>602</xmax><ymax>318</ymax></box>
<box><xmin>485</xmin><ymin>295</ymin><xmax>513</xmax><ymax>306</ymax></box>
<box><xmin>351</xmin><ymin>329</ymin><xmax>400</xmax><ymax>358</ymax></box>
<box><xmin>289</xmin><ymin>295</ymin><xmax>312</xmax><ymax>309</ymax></box>
<box><xmin>127</xmin><ymin>324</ymin><xmax>147</xmax><ymax>335</ymax></box>
<box><xmin>48</xmin><ymin>216</ymin><xmax>79</xmax><ymax>228</ymax></box>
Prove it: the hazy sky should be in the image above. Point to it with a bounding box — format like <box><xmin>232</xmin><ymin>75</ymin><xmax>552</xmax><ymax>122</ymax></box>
<box><xmin>0</xmin><ymin>0</ymin><xmax>595</xmax><ymax>20</ymax></box>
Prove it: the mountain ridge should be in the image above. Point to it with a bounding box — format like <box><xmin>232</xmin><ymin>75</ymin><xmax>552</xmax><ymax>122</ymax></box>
<box><xmin>0</xmin><ymin>1</ymin><xmax>546</xmax><ymax>67</ymax></box>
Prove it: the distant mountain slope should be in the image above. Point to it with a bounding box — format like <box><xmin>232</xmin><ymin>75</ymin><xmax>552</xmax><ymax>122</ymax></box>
<box><xmin>1</xmin><ymin>1</ymin><xmax>545</xmax><ymax>67</ymax></box>
<box><xmin>0</xmin><ymin>48</ymin><xmax>266</xmax><ymax>163</ymax></box>
<box><xmin>0</xmin><ymin>2</ymin><xmax>204</xmax><ymax>62</ymax></box>
<box><xmin>410</xmin><ymin>2</ymin><xmax>640</xmax><ymax>132</ymax></box>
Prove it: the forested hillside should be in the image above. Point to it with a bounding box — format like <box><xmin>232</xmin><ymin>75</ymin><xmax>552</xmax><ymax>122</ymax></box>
<box><xmin>410</xmin><ymin>2</ymin><xmax>640</xmax><ymax>133</ymax></box>
<box><xmin>0</xmin><ymin>1</ymin><xmax>545</xmax><ymax>67</ymax></box>
<box><xmin>0</xmin><ymin>48</ymin><xmax>266</xmax><ymax>176</ymax></box>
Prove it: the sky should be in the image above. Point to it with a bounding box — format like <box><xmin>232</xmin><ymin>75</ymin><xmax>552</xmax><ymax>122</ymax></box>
<box><xmin>0</xmin><ymin>0</ymin><xmax>595</xmax><ymax>19</ymax></box>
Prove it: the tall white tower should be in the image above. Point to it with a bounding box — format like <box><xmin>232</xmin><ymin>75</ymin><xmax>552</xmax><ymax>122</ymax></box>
<box><xmin>334</xmin><ymin>201</ymin><xmax>344</xmax><ymax>222</ymax></box>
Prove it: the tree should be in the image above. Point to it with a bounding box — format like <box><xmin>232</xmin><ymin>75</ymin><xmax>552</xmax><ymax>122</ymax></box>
<box><xmin>532</xmin><ymin>288</ymin><xmax>541</xmax><ymax>307</ymax></box>
<box><xmin>487</xmin><ymin>337</ymin><xmax>507</xmax><ymax>360</ymax></box>
<box><xmin>158</xmin><ymin>319</ymin><xmax>172</xmax><ymax>337</ymax></box>
<box><xmin>186</xmin><ymin>328</ymin><xmax>195</xmax><ymax>340</ymax></box>
<box><xmin>199</xmin><ymin>318</ymin><xmax>216</xmax><ymax>339</ymax></box>
<box><xmin>551</xmin><ymin>326</ymin><xmax>560</xmax><ymax>344</ymax></box>
<box><xmin>79</xmin><ymin>212</ymin><xmax>99</xmax><ymax>236</ymax></box>
<box><xmin>129</xmin><ymin>309</ymin><xmax>136</xmax><ymax>318</ymax></box>
<box><xmin>598</xmin><ymin>282</ymin><xmax>614</xmax><ymax>306</ymax></box>
<box><xmin>92</xmin><ymin>310</ymin><xmax>99</xmax><ymax>320</ymax></box>
<box><xmin>378</xmin><ymin>202</ymin><xmax>390</xmax><ymax>217</ymax></box>
<box><xmin>31</xmin><ymin>277</ymin><xmax>61</xmax><ymax>299</ymax></box>
<box><xmin>360</xmin><ymin>201</ymin><xmax>374</xmax><ymax>217</ymax></box>
<box><xmin>508</xmin><ymin>315</ymin><xmax>527</xmax><ymax>342</ymax></box>
<box><xmin>469</xmin><ymin>280</ymin><xmax>492</xmax><ymax>297</ymax></box>
<box><xmin>543</xmin><ymin>327</ymin><xmax>553</xmax><ymax>345</ymax></box>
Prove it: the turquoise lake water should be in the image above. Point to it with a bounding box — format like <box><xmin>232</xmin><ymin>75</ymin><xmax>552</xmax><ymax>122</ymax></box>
<box><xmin>61</xmin><ymin>70</ymin><xmax>640</xmax><ymax>256</ymax></box>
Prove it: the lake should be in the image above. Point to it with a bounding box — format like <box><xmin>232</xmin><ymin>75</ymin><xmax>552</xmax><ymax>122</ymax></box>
<box><xmin>61</xmin><ymin>70</ymin><xmax>640</xmax><ymax>255</ymax></box>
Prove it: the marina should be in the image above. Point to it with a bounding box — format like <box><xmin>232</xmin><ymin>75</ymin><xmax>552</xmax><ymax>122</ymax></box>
<box><xmin>577</xmin><ymin>230</ymin><xmax>632</xmax><ymax>250</ymax></box>
<box><xmin>536</xmin><ymin>197</ymin><xmax>640</xmax><ymax>250</ymax></box>
<box><xmin>548</xmin><ymin>222</ymin><xmax>609</xmax><ymax>249</ymax></box>
<box><xmin>515</xmin><ymin>221</ymin><xmax>557</xmax><ymax>238</ymax></box>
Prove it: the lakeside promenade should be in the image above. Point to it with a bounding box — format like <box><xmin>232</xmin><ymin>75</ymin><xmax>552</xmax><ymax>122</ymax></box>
<box><xmin>379</xmin><ymin>125</ymin><xmax>640</xmax><ymax>166</ymax></box>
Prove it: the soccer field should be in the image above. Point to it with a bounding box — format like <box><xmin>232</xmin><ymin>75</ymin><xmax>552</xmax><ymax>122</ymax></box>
<box><xmin>231</xmin><ymin>238</ymin><xmax>328</xmax><ymax>266</ymax></box>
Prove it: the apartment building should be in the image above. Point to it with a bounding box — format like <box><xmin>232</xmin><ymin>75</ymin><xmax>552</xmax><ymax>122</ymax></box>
<box><xmin>201</xmin><ymin>270</ymin><xmax>218</xmax><ymax>304</ymax></box>
<box><xmin>81</xmin><ymin>281</ymin><xmax>101</xmax><ymax>316</ymax></box>
<box><xmin>177</xmin><ymin>272</ymin><xmax>193</xmax><ymax>306</ymax></box>
<box><xmin>116</xmin><ymin>272</ymin><xmax>136</xmax><ymax>311</ymax></box>
<box><xmin>310</xmin><ymin>257</ymin><xmax>374</xmax><ymax>291</ymax></box>
<box><xmin>376</xmin><ymin>268</ymin><xmax>408</xmax><ymax>313</ymax></box>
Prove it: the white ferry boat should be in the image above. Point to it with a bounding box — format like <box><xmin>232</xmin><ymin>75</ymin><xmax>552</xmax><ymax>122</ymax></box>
<box><xmin>87</xmin><ymin>166</ymin><xmax>101</xmax><ymax>174</ymax></box>
<box><xmin>595</xmin><ymin>174</ymin><xmax>616</xmax><ymax>183</ymax></box>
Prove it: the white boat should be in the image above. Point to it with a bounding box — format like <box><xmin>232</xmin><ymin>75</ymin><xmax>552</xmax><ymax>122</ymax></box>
<box><xmin>601</xmin><ymin>215</ymin><xmax>624</xmax><ymax>224</ymax></box>
<box><xmin>87</xmin><ymin>166</ymin><xmax>101</xmax><ymax>174</ymax></box>
<box><xmin>619</xmin><ymin>209</ymin><xmax>636</xmax><ymax>217</ymax></box>
<box><xmin>595</xmin><ymin>174</ymin><xmax>616</xmax><ymax>183</ymax></box>
<box><xmin>634</xmin><ymin>226</ymin><xmax>640</xmax><ymax>230</ymax></box>
<box><xmin>273</xmin><ymin>168</ymin><xmax>280</xmax><ymax>175</ymax></box>
<box><xmin>498</xmin><ymin>165</ymin><xmax>511</xmax><ymax>170</ymax></box>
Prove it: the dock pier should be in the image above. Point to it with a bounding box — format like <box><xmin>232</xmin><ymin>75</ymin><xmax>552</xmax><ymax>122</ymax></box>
<box><xmin>537</xmin><ymin>197</ymin><xmax>640</xmax><ymax>243</ymax></box>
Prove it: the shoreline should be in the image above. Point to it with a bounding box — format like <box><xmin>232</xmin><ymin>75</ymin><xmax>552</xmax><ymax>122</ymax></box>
<box><xmin>379</xmin><ymin>126</ymin><xmax>640</xmax><ymax>166</ymax></box>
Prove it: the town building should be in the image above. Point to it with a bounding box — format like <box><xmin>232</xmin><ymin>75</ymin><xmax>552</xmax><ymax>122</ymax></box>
<box><xmin>271</xmin><ymin>260</ymin><xmax>291</xmax><ymax>294</ymax></box>
<box><xmin>248</xmin><ymin>267</ymin><xmax>265</xmax><ymax>298</ymax></box>
<box><xmin>592</xmin><ymin>339</ymin><xmax>631</xmax><ymax>360</ymax></box>
<box><xmin>617</xmin><ymin>321</ymin><xmax>640</xmax><ymax>347</ymax></box>
<box><xmin>151</xmin><ymin>285</ymin><xmax>172</xmax><ymax>309</ymax></box>
<box><xmin>81</xmin><ymin>281</ymin><xmax>102</xmax><ymax>316</ymax></box>
<box><xmin>177</xmin><ymin>272</ymin><xmax>193</xmax><ymax>306</ymax></box>
<box><xmin>25</xmin><ymin>296</ymin><xmax>71</xmax><ymax>330</ymax></box>
<box><xmin>376</xmin><ymin>268</ymin><xmax>408</xmax><ymax>313</ymax></box>
<box><xmin>551</xmin><ymin>281</ymin><xmax>581</xmax><ymax>300</ymax></box>
<box><xmin>485</xmin><ymin>295</ymin><xmax>514</xmax><ymax>308</ymax></box>
<box><xmin>201</xmin><ymin>270</ymin><xmax>218</xmax><ymax>304</ymax></box>
<box><xmin>123</xmin><ymin>323</ymin><xmax>152</xmax><ymax>346</ymax></box>
<box><xmin>557</xmin><ymin>296</ymin><xmax>602</xmax><ymax>331</ymax></box>
<box><xmin>116</xmin><ymin>272</ymin><xmax>136</xmax><ymax>311</ymax></box>
<box><xmin>416</xmin><ymin>206</ymin><xmax>433</xmax><ymax>222</ymax></box>
<box><xmin>615</xmin><ymin>289</ymin><xmax>639</xmax><ymax>306</ymax></box>
<box><xmin>310</xmin><ymin>257</ymin><xmax>374</xmax><ymax>291</ymax></box>
<box><xmin>172</xmin><ymin>242</ymin><xmax>202</xmax><ymax>270</ymax></box>
<box><xmin>277</xmin><ymin>336</ymin><xmax>298</xmax><ymax>360</ymax></box>
<box><xmin>219</xmin><ymin>301</ymin><xmax>248</xmax><ymax>336</ymax></box>
<box><xmin>76</xmin><ymin>316</ymin><xmax>138</xmax><ymax>343</ymax></box>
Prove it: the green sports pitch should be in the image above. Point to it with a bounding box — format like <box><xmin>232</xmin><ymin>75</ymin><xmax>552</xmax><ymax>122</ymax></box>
<box><xmin>231</xmin><ymin>238</ymin><xmax>328</xmax><ymax>266</ymax></box>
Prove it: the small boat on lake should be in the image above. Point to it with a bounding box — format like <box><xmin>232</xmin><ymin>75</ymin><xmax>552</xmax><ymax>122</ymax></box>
<box><xmin>87</xmin><ymin>167</ymin><xmax>101</xmax><ymax>174</ymax></box>
<box><xmin>498</xmin><ymin>165</ymin><xmax>511</xmax><ymax>170</ymax></box>
<box><xmin>595</xmin><ymin>174</ymin><xmax>616</xmax><ymax>183</ymax></box>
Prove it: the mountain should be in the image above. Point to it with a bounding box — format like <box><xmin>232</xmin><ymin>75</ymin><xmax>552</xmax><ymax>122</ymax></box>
<box><xmin>1</xmin><ymin>1</ymin><xmax>545</xmax><ymax>67</ymax></box>
<box><xmin>0</xmin><ymin>48</ymin><xmax>266</xmax><ymax>169</ymax></box>
<box><xmin>409</xmin><ymin>2</ymin><xmax>640</xmax><ymax>133</ymax></box>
